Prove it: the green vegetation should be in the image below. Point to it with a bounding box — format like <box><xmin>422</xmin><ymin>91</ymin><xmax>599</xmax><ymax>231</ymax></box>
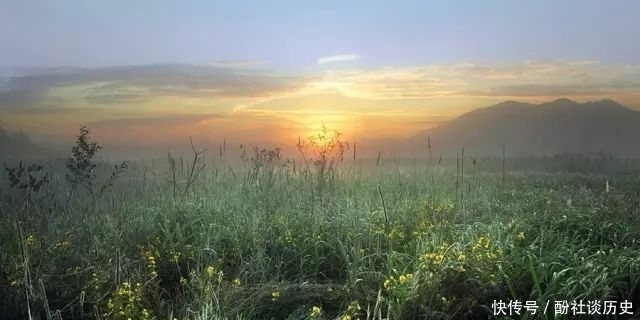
<box><xmin>1</xmin><ymin>126</ymin><xmax>640</xmax><ymax>319</ymax></box>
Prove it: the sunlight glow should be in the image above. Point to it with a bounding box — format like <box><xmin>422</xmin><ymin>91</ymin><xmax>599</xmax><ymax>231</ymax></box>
<box><xmin>298</xmin><ymin>113</ymin><xmax>350</xmax><ymax>144</ymax></box>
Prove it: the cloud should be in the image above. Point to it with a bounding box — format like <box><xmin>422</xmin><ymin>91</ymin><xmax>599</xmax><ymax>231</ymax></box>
<box><xmin>0</xmin><ymin>88</ymin><xmax>46</xmax><ymax>108</ymax></box>
<box><xmin>464</xmin><ymin>84</ymin><xmax>614</xmax><ymax>97</ymax></box>
<box><xmin>315</xmin><ymin>67</ymin><xmax>465</xmax><ymax>99</ymax></box>
<box><xmin>77</xmin><ymin>65</ymin><xmax>309</xmax><ymax>98</ymax></box>
<box><xmin>309</xmin><ymin>61</ymin><xmax>640</xmax><ymax>100</ymax></box>
<box><xmin>0</xmin><ymin>82</ymin><xmax>69</xmax><ymax>112</ymax></box>
<box><xmin>317</xmin><ymin>54</ymin><xmax>360</xmax><ymax>65</ymax></box>
<box><xmin>0</xmin><ymin>64</ymin><xmax>312</xmax><ymax>112</ymax></box>
<box><xmin>209</xmin><ymin>60</ymin><xmax>270</xmax><ymax>69</ymax></box>
<box><xmin>90</xmin><ymin>113</ymin><xmax>224</xmax><ymax>128</ymax></box>
<box><xmin>86</xmin><ymin>93</ymin><xmax>151</xmax><ymax>105</ymax></box>
<box><xmin>11</xmin><ymin>106</ymin><xmax>80</xmax><ymax>115</ymax></box>
<box><xmin>3</xmin><ymin>61</ymin><xmax>640</xmax><ymax>126</ymax></box>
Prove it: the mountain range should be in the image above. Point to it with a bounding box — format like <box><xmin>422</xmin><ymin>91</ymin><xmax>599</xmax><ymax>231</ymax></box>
<box><xmin>406</xmin><ymin>98</ymin><xmax>640</xmax><ymax>157</ymax></box>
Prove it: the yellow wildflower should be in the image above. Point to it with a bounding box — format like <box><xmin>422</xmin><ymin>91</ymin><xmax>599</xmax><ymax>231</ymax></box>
<box><xmin>231</xmin><ymin>278</ymin><xmax>241</xmax><ymax>287</ymax></box>
<box><xmin>516</xmin><ymin>231</ymin><xmax>525</xmax><ymax>241</ymax></box>
<box><xmin>310</xmin><ymin>306</ymin><xmax>322</xmax><ymax>318</ymax></box>
<box><xmin>205</xmin><ymin>266</ymin><xmax>215</xmax><ymax>278</ymax></box>
<box><xmin>271</xmin><ymin>290</ymin><xmax>280</xmax><ymax>302</ymax></box>
<box><xmin>347</xmin><ymin>301</ymin><xmax>361</xmax><ymax>313</ymax></box>
<box><xmin>25</xmin><ymin>235</ymin><xmax>37</xmax><ymax>246</ymax></box>
<box><xmin>383</xmin><ymin>278</ymin><xmax>393</xmax><ymax>290</ymax></box>
<box><xmin>398</xmin><ymin>273</ymin><xmax>412</xmax><ymax>285</ymax></box>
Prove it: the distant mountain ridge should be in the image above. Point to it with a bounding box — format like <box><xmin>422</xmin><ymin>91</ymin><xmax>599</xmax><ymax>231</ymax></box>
<box><xmin>0</xmin><ymin>125</ymin><xmax>55</xmax><ymax>161</ymax></box>
<box><xmin>410</xmin><ymin>98</ymin><xmax>640</xmax><ymax>156</ymax></box>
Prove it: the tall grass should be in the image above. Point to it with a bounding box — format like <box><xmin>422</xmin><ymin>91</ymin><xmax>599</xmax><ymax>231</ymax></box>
<box><xmin>1</xmin><ymin>128</ymin><xmax>640</xmax><ymax>319</ymax></box>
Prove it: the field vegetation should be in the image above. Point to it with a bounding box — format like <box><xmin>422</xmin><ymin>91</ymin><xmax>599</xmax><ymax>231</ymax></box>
<box><xmin>1</xmin><ymin>126</ymin><xmax>640</xmax><ymax>319</ymax></box>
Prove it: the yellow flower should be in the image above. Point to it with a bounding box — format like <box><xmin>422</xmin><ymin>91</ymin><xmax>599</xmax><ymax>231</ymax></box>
<box><xmin>347</xmin><ymin>301</ymin><xmax>361</xmax><ymax>313</ymax></box>
<box><xmin>310</xmin><ymin>306</ymin><xmax>322</xmax><ymax>318</ymax></box>
<box><xmin>383</xmin><ymin>278</ymin><xmax>393</xmax><ymax>290</ymax></box>
<box><xmin>398</xmin><ymin>273</ymin><xmax>412</xmax><ymax>285</ymax></box>
<box><xmin>456</xmin><ymin>254</ymin><xmax>466</xmax><ymax>263</ymax></box>
<box><xmin>341</xmin><ymin>315</ymin><xmax>352</xmax><ymax>320</ymax></box>
<box><xmin>516</xmin><ymin>231</ymin><xmax>525</xmax><ymax>241</ymax></box>
<box><xmin>271</xmin><ymin>290</ymin><xmax>280</xmax><ymax>302</ymax></box>
<box><xmin>205</xmin><ymin>266</ymin><xmax>215</xmax><ymax>278</ymax></box>
<box><xmin>25</xmin><ymin>235</ymin><xmax>37</xmax><ymax>246</ymax></box>
<box><xmin>231</xmin><ymin>278</ymin><xmax>241</xmax><ymax>287</ymax></box>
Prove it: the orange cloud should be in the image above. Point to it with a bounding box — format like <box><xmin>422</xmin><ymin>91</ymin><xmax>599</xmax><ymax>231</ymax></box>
<box><xmin>2</xmin><ymin>61</ymin><xmax>639</xmax><ymax>157</ymax></box>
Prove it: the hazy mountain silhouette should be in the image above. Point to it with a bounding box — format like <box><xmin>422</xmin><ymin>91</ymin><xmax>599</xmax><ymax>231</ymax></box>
<box><xmin>409</xmin><ymin>98</ymin><xmax>640</xmax><ymax>156</ymax></box>
<box><xmin>0</xmin><ymin>125</ymin><xmax>47</xmax><ymax>161</ymax></box>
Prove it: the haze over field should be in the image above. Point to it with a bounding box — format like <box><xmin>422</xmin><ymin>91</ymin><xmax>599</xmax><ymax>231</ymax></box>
<box><xmin>2</xmin><ymin>0</ymin><xmax>640</xmax><ymax>158</ymax></box>
<box><xmin>6</xmin><ymin>2</ymin><xmax>640</xmax><ymax>320</ymax></box>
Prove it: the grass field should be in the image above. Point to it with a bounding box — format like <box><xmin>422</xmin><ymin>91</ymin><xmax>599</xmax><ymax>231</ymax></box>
<box><xmin>2</xmin><ymin>129</ymin><xmax>640</xmax><ymax>320</ymax></box>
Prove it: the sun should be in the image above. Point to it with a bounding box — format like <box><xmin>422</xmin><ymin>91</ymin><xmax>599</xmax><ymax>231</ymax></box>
<box><xmin>284</xmin><ymin>111</ymin><xmax>357</xmax><ymax>153</ymax></box>
<box><xmin>301</xmin><ymin>124</ymin><xmax>345</xmax><ymax>151</ymax></box>
<box><xmin>297</xmin><ymin>113</ymin><xmax>349</xmax><ymax>144</ymax></box>
<box><xmin>307</xmin><ymin>128</ymin><xmax>333</xmax><ymax>147</ymax></box>
<box><xmin>295</xmin><ymin>122</ymin><xmax>351</xmax><ymax>161</ymax></box>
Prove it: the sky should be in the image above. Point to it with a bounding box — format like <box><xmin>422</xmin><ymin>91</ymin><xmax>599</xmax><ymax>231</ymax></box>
<box><xmin>1</xmin><ymin>0</ymin><xmax>640</xmax><ymax>156</ymax></box>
